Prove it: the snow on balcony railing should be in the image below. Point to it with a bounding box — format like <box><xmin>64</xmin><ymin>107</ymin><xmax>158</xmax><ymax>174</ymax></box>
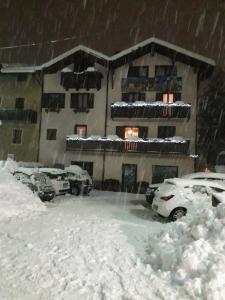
<box><xmin>66</xmin><ymin>134</ymin><xmax>187</xmax><ymax>143</ymax></box>
<box><xmin>111</xmin><ymin>101</ymin><xmax>191</xmax><ymax>107</ymax></box>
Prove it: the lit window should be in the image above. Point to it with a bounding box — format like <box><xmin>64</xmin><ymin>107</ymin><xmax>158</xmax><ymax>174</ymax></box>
<box><xmin>125</xmin><ymin>127</ymin><xmax>139</xmax><ymax>139</ymax></box>
<box><xmin>75</xmin><ymin>125</ymin><xmax>87</xmax><ymax>137</ymax></box>
<box><xmin>163</xmin><ymin>94</ymin><xmax>174</xmax><ymax>104</ymax></box>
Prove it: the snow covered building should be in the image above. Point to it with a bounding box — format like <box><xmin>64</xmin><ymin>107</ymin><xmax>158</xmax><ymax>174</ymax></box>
<box><xmin>0</xmin><ymin>38</ymin><xmax>215</xmax><ymax>189</ymax></box>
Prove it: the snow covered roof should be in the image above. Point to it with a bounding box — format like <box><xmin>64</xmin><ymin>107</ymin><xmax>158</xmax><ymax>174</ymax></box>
<box><xmin>165</xmin><ymin>178</ymin><xmax>225</xmax><ymax>190</ymax></box>
<box><xmin>38</xmin><ymin>168</ymin><xmax>66</xmax><ymax>175</ymax></box>
<box><xmin>0</xmin><ymin>37</ymin><xmax>216</xmax><ymax>73</ymax></box>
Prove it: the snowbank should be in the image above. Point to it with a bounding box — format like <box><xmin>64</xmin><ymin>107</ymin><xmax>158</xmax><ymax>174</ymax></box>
<box><xmin>0</xmin><ymin>170</ymin><xmax>46</xmax><ymax>221</ymax></box>
<box><xmin>145</xmin><ymin>204</ymin><xmax>225</xmax><ymax>299</ymax></box>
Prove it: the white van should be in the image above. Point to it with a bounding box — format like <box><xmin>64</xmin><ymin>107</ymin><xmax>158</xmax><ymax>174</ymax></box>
<box><xmin>39</xmin><ymin>168</ymin><xmax>70</xmax><ymax>195</ymax></box>
<box><xmin>14</xmin><ymin>168</ymin><xmax>55</xmax><ymax>201</ymax></box>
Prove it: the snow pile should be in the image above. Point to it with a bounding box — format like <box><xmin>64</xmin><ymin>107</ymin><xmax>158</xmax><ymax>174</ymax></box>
<box><xmin>145</xmin><ymin>204</ymin><xmax>225</xmax><ymax>299</ymax></box>
<box><xmin>0</xmin><ymin>170</ymin><xmax>46</xmax><ymax>220</ymax></box>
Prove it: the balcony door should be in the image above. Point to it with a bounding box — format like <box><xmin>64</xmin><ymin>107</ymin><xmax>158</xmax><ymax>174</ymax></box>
<box><xmin>122</xmin><ymin>164</ymin><xmax>137</xmax><ymax>192</ymax></box>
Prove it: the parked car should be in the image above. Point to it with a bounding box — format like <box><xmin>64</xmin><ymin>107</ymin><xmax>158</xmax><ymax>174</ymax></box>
<box><xmin>38</xmin><ymin>168</ymin><xmax>70</xmax><ymax>195</ymax></box>
<box><xmin>145</xmin><ymin>171</ymin><xmax>225</xmax><ymax>204</ymax></box>
<box><xmin>65</xmin><ymin>165</ymin><xmax>93</xmax><ymax>195</ymax></box>
<box><xmin>152</xmin><ymin>178</ymin><xmax>225</xmax><ymax>221</ymax></box>
<box><xmin>182</xmin><ymin>172</ymin><xmax>225</xmax><ymax>184</ymax></box>
<box><xmin>14</xmin><ymin>168</ymin><xmax>55</xmax><ymax>201</ymax></box>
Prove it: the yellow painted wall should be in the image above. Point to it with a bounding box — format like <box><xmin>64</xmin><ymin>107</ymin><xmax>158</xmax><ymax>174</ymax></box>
<box><xmin>0</xmin><ymin>73</ymin><xmax>41</xmax><ymax>161</ymax></box>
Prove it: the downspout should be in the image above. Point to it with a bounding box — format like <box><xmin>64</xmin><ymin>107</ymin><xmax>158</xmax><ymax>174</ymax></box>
<box><xmin>36</xmin><ymin>71</ymin><xmax>44</xmax><ymax>162</ymax></box>
<box><xmin>195</xmin><ymin>70</ymin><xmax>200</xmax><ymax>172</ymax></box>
<box><xmin>102</xmin><ymin>66</ymin><xmax>110</xmax><ymax>185</ymax></box>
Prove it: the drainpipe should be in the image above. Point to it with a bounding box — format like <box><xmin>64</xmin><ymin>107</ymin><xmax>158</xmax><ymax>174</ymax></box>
<box><xmin>195</xmin><ymin>69</ymin><xmax>201</xmax><ymax>172</ymax></box>
<box><xmin>36</xmin><ymin>71</ymin><xmax>44</xmax><ymax>162</ymax></box>
<box><xmin>102</xmin><ymin>67</ymin><xmax>110</xmax><ymax>185</ymax></box>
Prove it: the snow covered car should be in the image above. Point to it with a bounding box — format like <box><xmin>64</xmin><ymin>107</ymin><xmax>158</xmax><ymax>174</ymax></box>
<box><xmin>182</xmin><ymin>172</ymin><xmax>225</xmax><ymax>185</ymax></box>
<box><xmin>14</xmin><ymin>168</ymin><xmax>55</xmax><ymax>201</ymax></box>
<box><xmin>65</xmin><ymin>165</ymin><xmax>93</xmax><ymax>195</ymax></box>
<box><xmin>152</xmin><ymin>178</ymin><xmax>225</xmax><ymax>221</ymax></box>
<box><xmin>38</xmin><ymin>168</ymin><xmax>70</xmax><ymax>195</ymax></box>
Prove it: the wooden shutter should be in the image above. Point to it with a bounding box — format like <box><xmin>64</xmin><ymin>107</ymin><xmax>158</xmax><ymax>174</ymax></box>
<box><xmin>70</xmin><ymin>94</ymin><xmax>79</xmax><ymax>108</ymax></box>
<box><xmin>41</xmin><ymin>93</ymin><xmax>49</xmax><ymax>108</ymax></box>
<box><xmin>138</xmin><ymin>127</ymin><xmax>148</xmax><ymax>138</ymax></box>
<box><xmin>88</xmin><ymin>94</ymin><xmax>94</xmax><ymax>108</ymax></box>
<box><xmin>116</xmin><ymin>126</ymin><xmax>125</xmax><ymax>139</ymax></box>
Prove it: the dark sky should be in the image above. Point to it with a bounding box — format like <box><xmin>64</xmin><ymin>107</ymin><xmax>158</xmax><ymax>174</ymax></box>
<box><xmin>0</xmin><ymin>0</ymin><xmax>224</xmax><ymax>68</ymax></box>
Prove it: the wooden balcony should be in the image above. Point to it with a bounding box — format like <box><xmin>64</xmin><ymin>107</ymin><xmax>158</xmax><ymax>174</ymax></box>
<box><xmin>61</xmin><ymin>71</ymin><xmax>102</xmax><ymax>90</ymax></box>
<box><xmin>121</xmin><ymin>76</ymin><xmax>182</xmax><ymax>93</ymax></box>
<box><xmin>66</xmin><ymin>137</ymin><xmax>190</xmax><ymax>155</ymax></box>
<box><xmin>0</xmin><ymin>109</ymin><xmax>37</xmax><ymax>123</ymax></box>
<box><xmin>111</xmin><ymin>102</ymin><xmax>191</xmax><ymax>119</ymax></box>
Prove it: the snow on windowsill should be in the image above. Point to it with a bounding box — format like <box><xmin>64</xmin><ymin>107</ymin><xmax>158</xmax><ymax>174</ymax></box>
<box><xmin>111</xmin><ymin>101</ymin><xmax>191</xmax><ymax>107</ymax></box>
<box><xmin>66</xmin><ymin>134</ymin><xmax>187</xmax><ymax>143</ymax></box>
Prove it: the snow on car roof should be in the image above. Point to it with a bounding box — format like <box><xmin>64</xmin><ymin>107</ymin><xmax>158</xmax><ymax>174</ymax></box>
<box><xmin>39</xmin><ymin>168</ymin><xmax>66</xmax><ymax>175</ymax></box>
<box><xmin>182</xmin><ymin>172</ymin><xmax>225</xmax><ymax>180</ymax></box>
<box><xmin>65</xmin><ymin>165</ymin><xmax>83</xmax><ymax>174</ymax></box>
<box><xmin>16</xmin><ymin>167</ymin><xmax>39</xmax><ymax>176</ymax></box>
<box><xmin>165</xmin><ymin>178</ymin><xmax>225</xmax><ymax>189</ymax></box>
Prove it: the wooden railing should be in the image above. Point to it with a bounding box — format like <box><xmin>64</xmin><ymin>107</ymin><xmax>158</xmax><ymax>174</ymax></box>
<box><xmin>111</xmin><ymin>104</ymin><xmax>191</xmax><ymax>119</ymax></box>
<box><xmin>66</xmin><ymin>139</ymin><xmax>190</xmax><ymax>155</ymax></box>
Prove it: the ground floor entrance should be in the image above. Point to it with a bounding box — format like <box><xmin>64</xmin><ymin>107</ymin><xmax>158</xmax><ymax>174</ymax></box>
<box><xmin>122</xmin><ymin>164</ymin><xmax>137</xmax><ymax>192</ymax></box>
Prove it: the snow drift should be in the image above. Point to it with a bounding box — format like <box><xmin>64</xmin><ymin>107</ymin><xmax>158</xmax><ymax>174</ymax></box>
<box><xmin>0</xmin><ymin>170</ymin><xmax>46</xmax><ymax>220</ymax></box>
<box><xmin>145</xmin><ymin>204</ymin><xmax>225</xmax><ymax>299</ymax></box>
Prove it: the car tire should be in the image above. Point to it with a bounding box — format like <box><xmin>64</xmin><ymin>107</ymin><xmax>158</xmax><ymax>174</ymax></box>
<box><xmin>169</xmin><ymin>207</ymin><xmax>186</xmax><ymax>221</ymax></box>
<box><xmin>71</xmin><ymin>186</ymin><xmax>80</xmax><ymax>196</ymax></box>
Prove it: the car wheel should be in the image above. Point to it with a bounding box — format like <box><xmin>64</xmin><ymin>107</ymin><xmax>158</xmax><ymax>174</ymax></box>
<box><xmin>170</xmin><ymin>207</ymin><xmax>186</xmax><ymax>221</ymax></box>
<box><xmin>71</xmin><ymin>186</ymin><xmax>80</xmax><ymax>196</ymax></box>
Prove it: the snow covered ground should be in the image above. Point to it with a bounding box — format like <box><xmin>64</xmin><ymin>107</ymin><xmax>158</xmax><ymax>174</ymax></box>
<box><xmin>0</xmin><ymin>187</ymin><xmax>225</xmax><ymax>299</ymax></box>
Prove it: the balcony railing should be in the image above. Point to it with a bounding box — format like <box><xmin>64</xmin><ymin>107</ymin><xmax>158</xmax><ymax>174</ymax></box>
<box><xmin>111</xmin><ymin>102</ymin><xmax>191</xmax><ymax>119</ymax></box>
<box><xmin>61</xmin><ymin>72</ymin><xmax>102</xmax><ymax>90</ymax></box>
<box><xmin>66</xmin><ymin>136</ymin><xmax>190</xmax><ymax>155</ymax></box>
<box><xmin>0</xmin><ymin>109</ymin><xmax>37</xmax><ymax>123</ymax></box>
<box><xmin>121</xmin><ymin>76</ymin><xmax>182</xmax><ymax>93</ymax></box>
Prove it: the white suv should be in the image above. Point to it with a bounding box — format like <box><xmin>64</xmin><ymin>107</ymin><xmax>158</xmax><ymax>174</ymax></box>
<box><xmin>152</xmin><ymin>178</ymin><xmax>225</xmax><ymax>221</ymax></box>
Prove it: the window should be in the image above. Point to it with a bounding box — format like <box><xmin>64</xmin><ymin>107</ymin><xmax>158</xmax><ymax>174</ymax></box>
<box><xmin>152</xmin><ymin>165</ymin><xmax>178</xmax><ymax>184</ymax></box>
<box><xmin>158</xmin><ymin>126</ymin><xmax>176</xmax><ymax>138</ymax></box>
<box><xmin>46</xmin><ymin>129</ymin><xmax>57</xmax><ymax>140</ymax></box>
<box><xmin>75</xmin><ymin>125</ymin><xmax>87</xmax><ymax>137</ymax></box>
<box><xmin>122</xmin><ymin>93</ymin><xmax>145</xmax><ymax>103</ymax></box>
<box><xmin>71</xmin><ymin>93</ymin><xmax>94</xmax><ymax>111</ymax></box>
<box><xmin>42</xmin><ymin>93</ymin><xmax>65</xmax><ymax>110</ymax></box>
<box><xmin>156</xmin><ymin>93</ymin><xmax>181</xmax><ymax>102</ymax></box>
<box><xmin>0</xmin><ymin>96</ymin><xmax>2</xmax><ymax>106</ymax></box>
<box><xmin>17</xmin><ymin>74</ymin><xmax>28</xmax><ymax>82</ymax></box>
<box><xmin>71</xmin><ymin>161</ymin><xmax>93</xmax><ymax>177</ymax></box>
<box><xmin>163</xmin><ymin>94</ymin><xmax>174</xmax><ymax>104</ymax></box>
<box><xmin>15</xmin><ymin>98</ymin><xmax>24</xmax><ymax>109</ymax></box>
<box><xmin>125</xmin><ymin>127</ymin><xmax>139</xmax><ymax>139</ymax></box>
<box><xmin>12</xmin><ymin>129</ymin><xmax>22</xmax><ymax>144</ymax></box>
<box><xmin>155</xmin><ymin>65</ymin><xmax>177</xmax><ymax>76</ymax></box>
<box><xmin>116</xmin><ymin>126</ymin><xmax>148</xmax><ymax>139</ymax></box>
<box><xmin>128</xmin><ymin>66</ymin><xmax>148</xmax><ymax>78</ymax></box>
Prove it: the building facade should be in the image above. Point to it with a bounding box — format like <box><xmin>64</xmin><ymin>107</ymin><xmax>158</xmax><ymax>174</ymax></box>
<box><xmin>0</xmin><ymin>38</ymin><xmax>215</xmax><ymax>189</ymax></box>
<box><xmin>36</xmin><ymin>39</ymin><xmax>214</xmax><ymax>190</ymax></box>
<box><xmin>0</xmin><ymin>72</ymin><xmax>41</xmax><ymax>161</ymax></box>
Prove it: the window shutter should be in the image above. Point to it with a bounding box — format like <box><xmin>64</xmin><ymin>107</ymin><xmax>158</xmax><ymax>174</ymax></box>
<box><xmin>41</xmin><ymin>94</ymin><xmax>49</xmax><ymax>108</ymax></box>
<box><xmin>116</xmin><ymin>126</ymin><xmax>125</xmax><ymax>139</ymax></box>
<box><xmin>138</xmin><ymin>127</ymin><xmax>148</xmax><ymax>139</ymax></box>
<box><xmin>71</xmin><ymin>94</ymin><xmax>78</xmax><ymax>108</ymax></box>
<box><xmin>88</xmin><ymin>94</ymin><xmax>94</xmax><ymax>108</ymax></box>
